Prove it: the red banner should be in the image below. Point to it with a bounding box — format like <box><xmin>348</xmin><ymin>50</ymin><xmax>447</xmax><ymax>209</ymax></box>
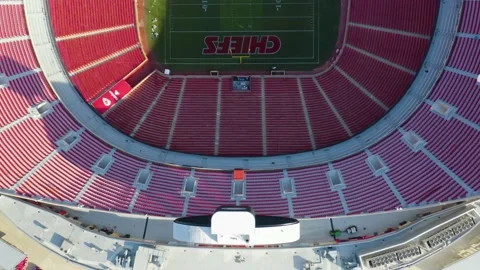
<box><xmin>91</xmin><ymin>80</ymin><xmax>132</xmax><ymax>114</ymax></box>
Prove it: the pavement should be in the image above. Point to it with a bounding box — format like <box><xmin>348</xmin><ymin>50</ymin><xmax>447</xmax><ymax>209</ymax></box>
<box><xmin>0</xmin><ymin>213</ymin><xmax>87</xmax><ymax>270</ymax></box>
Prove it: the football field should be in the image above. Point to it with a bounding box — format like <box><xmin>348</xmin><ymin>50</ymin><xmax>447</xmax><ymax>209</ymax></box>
<box><xmin>145</xmin><ymin>0</ymin><xmax>340</xmax><ymax>71</ymax></box>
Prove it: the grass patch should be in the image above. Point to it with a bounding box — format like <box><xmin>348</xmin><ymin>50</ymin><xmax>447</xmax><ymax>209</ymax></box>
<box><xmin>145</xmin><ymin>0</ymin><xmax>340</xmax><ymax>72</ymax></box>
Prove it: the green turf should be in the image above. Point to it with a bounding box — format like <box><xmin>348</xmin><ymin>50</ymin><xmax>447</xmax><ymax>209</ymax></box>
<box><xmin>145</xmin><ymin>0</ymin><xmax>340</xmax><ymax>72</ymax></box>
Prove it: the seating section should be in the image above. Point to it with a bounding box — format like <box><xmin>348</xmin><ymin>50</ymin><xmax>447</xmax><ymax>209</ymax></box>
<box><xmin>0</xmin><ymin>105</ymin><xmax>80</xmax><ymax>189</ymax></box>
<box><xmin>134</xmin><ymin>78</ymin><xmax>184</xmax><ymax>147</ymax></box>
<box><xmin>264</xmin><ymin>78</ymin><xmax>312</xmax><ymax>155</ymax></box>
<box><xmin>370</xmin><ymin>132</ymin><xmax>468</xmax><ymax>205</ymax></box>
<box><xmin>316</xmin><ymin>69</ymin><xmax>386</xmax><ymax>134</ymax></box>
<box><xmin>170</xmin><ymin>78</ymin><xmax>219</xmax><ymax>155</ymax></box>
<box><xmin>242</xmin><ymin>171</ymin><xmax>289</xmax><ymax>217</ymax></box>
<box><xmin>106</xmin><ymin>72</ymin><xmax>168</xmax><ymax>134</ymax></box>
<box><xmin>403</xmin><ymin>105</ymin><xmax>480</xmax><ymax>191</ymax></box>
<box><xmin>448</xmin><ymin>37</ymin><xmax>480</xmax><ymax>74</ymax></box>
<box><xmin>133</xmin><ymin>165</ymin><xmax>189</xmax><ymax>216</ymax></box>
<box><xmin>0</xmin><ymin>40</ymin><xmax>39</xmax><ymax>77</ymax></box>
<box><xmin>57</xmin><ymin>27</ymin><xmax>139</xmax><ymax>72</ymax></box>
<box><xmin>350</xmin><ymin>0</ymin><xmax>439</xmax><ymax>35</ymax></box>
<box><xmin>188</xmin><ymin>170</ymin><xmax>233</xmax><ymax>215</ymax></box>
<box><xmin>0</xmin><ymin>4</ymin><xmax>27</xmax><ymax>38</ymax></box>
<box><xmin>95</xmin><ymin>1</ymin><xmax>437</xmax><ymax>157</ymax></box>
<box><xmin>334</xmin><ymin>153</ymin><xmax>400</xmax><ymax>214</ymax></box>
<box><xmin>80</xmin><ymin>151</ymin><xmax>142</xmax><ymax>212</ymax></box>
<box><xmin>48</xmin><ymin>0</ymin><xmax>145</xmax><ymax>101</ymax></box>
<box><xmin>70</xmin><ymin>48</ymin><xmax>145</xmax><ymax>101</ymax></box>
<box><xmin>429</xmin><ymin>71</ymin><xmax>480</xmax><ymax>125</ymax></box>
<box><xmin>299</xmin><ymin>78</ymin><xmax>350</xmax><ymax>148</ymax></box>
<box><xmin>17</xmin><ymin>132</ymin><xmax>110</xmax><ymax>201</ymax></box>
<box><xmin>289</xmin><ymin>166</ymin><xmax>344</xmax><ymax>217</ymax></box>
<box><xmin>337</xmin><ymin>47</ymin><xmax>414</xmax><ymax>108</ymax></box>
<box><xmin>0</xmin><ymin>73</ymin><xmax>56</xmax><ymax>126</ymax></box>
<box><xmin>48</xmin><ymin>0</ymin><xmax>135</xmax><ymax>37</ymax></box>
<box><xmin>0</xmin><ymin>0</ymin><xmax>478</xmax><ymax>220</ymax></box>
<box><xmin>459</xmin><ymin>1</ymin><xmax>480</xmax><ymax>34</ymax></box>
<box><xmin>218</xmin><ymin>78</ymin><xmax>263</xmax><ymax>156</ymax></box>
<box><xmin>347</xmin><ymin>26</ymin><xmax>429</xmax><ymax>72</ymax></box>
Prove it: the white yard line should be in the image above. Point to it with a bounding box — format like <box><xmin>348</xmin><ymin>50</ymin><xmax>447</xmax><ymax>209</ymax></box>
<box><xmin>173</xmin><ymin>16</ymin><xmax>314</xmax><ymax>19</ymax></box>
<box><xmin>170</xmin><ymin>29</ymin><xmax>315</xmax><ymax>33</ymax></box>
<box><xmin>312</xmin><ymin>0</ymin><xmax>316</xmax><ymax>62</ymax></box>
<box><xmin>164</xmin><ymin>61</ymin><xmax>320</xmax><ymax>65</ymax></box>
<box><xmin>171</xmin><ymin>2</ymin><xmax>315</xmax><ymax>6</ymax></box>
<box><xmin>169</xmin><ymin>57</ymin><xmax>316</xmax><ymax>60</ymax></box>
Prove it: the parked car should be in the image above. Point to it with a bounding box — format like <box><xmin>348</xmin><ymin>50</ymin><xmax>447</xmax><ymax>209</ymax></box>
<box><xmin>346</xmin><ymin>225</ymin><xmax>358</xmax><ymax>234</ymax></box>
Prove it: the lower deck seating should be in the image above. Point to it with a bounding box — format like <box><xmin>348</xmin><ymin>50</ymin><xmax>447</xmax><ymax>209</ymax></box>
<box><xmin>337</xmin><ymin>47</ymin><xmax>414</xmax><ymax>108</ymax></box>
<box><xmin>218</xmin><ymin>78</ymin><xmax>263</xmax><ymax>156</ymax></box>
<box><xmin>349</xmin><ymin>0</ymin><xmax>439</xmax><ymax>36</ymax></box>
<box><xmin>170</xmin><ymin>78</ymin><xmax>219</xmax><ymax>155</ymax></box>
<box><xmin>264</xmin><ymin>78</ymin><xmax>312</xmax><ymax>155</ymax></box>
<box><xmin>134</xmin><ymin>78</ymin><xmax>184</xmax><ymax>147</ymax></box>
<box><xmin>316</xmin><ymin>69</ymin><xmax>386</xmax><ymax>134</ymax></box>
<box><xmin>70</xmin><ymin>48</ymin><xmax>145</xmax><ymax>101</ymax></box>
<box><xmin>347</xmin><ymin>26</ymin><xmax>429</xmax><ymax>71</ymax></box>
<box><xmin>48</xmin><ymin>0</ymin><xmax>135</xmax><ymax>37</ymax></box>
<box><xmin>299</xmin><ymin>77</ymin><xmax>350</xmax><ymax>147</ymax></box>
<box><xmin>106</xmin><ymin>72</ymin><xmax>168</xmax><ymax>135</ymax></box>
<box><xmin>57</xmin><ymin>27</ymin><xmax>140</xmax><ymax>72</ymax></box>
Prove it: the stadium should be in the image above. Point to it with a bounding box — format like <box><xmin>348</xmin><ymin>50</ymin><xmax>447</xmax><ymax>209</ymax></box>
<box><xmin>0</xmin><ymin>0</ymin><xmax>479</xmax><ymax>269</ymax></box>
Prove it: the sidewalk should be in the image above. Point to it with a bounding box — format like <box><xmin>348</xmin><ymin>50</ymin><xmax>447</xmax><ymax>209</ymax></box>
<box><xmin>0</xmin><ymin>213</ymin><xmax>87</xmax><ymax>270</ymax></box>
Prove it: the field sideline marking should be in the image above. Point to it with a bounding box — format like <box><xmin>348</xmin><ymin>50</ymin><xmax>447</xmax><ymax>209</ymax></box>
<box><xmin>170</xmin><ymin>2</ymin><xmax>314</xmax><ymax>6</ymax></box>
<box><xmin>170</xmin><ymin>29</ymin><xmax>314</xmax><ymax>33</ymax></box>
<box><xmin>171</xmin><ymin>16</ymin><xmax>314</xmax><ymax>19</ymax></box>
<box><xmin>167</xmin><ymin>61</ymin><xmax>320</xmax><ymax>65</ymax></box>
<box><xmin>312</xmin><ymin>0</ymin><xmax>316</xmax><ymax>63</ymax></box>
<box><xmin>169</xmin><ymin>57</ymin><xmax>315</xmax><ymax>60</ymax></box>
<box><xmin>164</xmin><ymin>0</ymin><xmax>169</xmax><ymax>65</ymax></box>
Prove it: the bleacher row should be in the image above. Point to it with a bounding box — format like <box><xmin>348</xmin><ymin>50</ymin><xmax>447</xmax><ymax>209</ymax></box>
<box><xmin>102</xmin><ymin>0</ymin><xmax>438</xmax><ymax>156</ymax></box>
<box><xmin>0</xmin><ymin>0</ymin><xmax>479</xmax><ymax>218</ymax></box>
